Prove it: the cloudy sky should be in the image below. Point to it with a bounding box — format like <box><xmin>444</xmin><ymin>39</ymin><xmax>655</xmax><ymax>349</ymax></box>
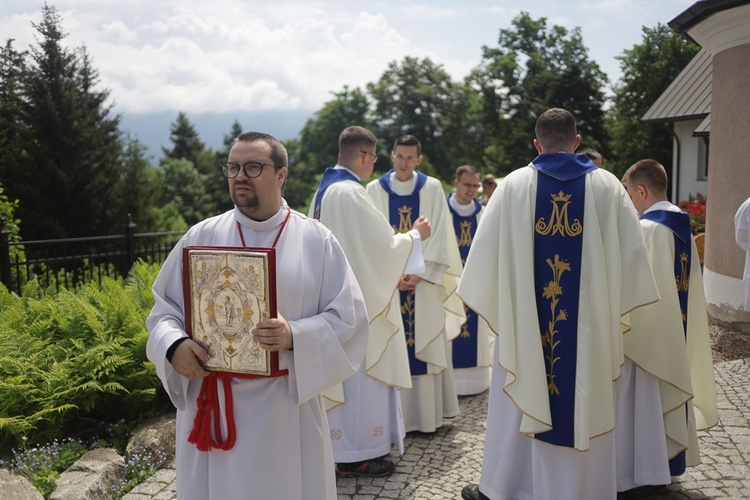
<box><xmin>1</xmin><ymin>0</ymin><xmax>696</xmax><ymax>153</ymax></box>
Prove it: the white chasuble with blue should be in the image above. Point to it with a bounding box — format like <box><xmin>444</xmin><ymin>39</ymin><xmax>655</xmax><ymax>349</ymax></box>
<box><xmin>377</xmin><ymin>169</ymin><xmax>429</xmax><ymax>376</ymax></box>
<box><xmin>447</xmin><ymin>197</ymin><xmax>483</xmax><ymax>369</ymax></box>
<box><xmin>639</xmin><ymin>209</ymin><xmax>692</xmax><ymax>475</ymax></box>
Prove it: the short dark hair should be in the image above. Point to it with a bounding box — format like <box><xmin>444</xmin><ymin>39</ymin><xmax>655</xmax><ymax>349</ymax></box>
<box><xmin>577</xmin><ymin>147</ymin><xmax>602</xmax><ymax>163</ymax></box>
<box><xmin>623</xmin><ymin>159</ymin><xmax>668</xmax><ymax>195</ymax></box>
<box><xmin>481</xmin><ymin>173</ymin><xmax>497</xmax><ymax>187</ymax></box>
<box><xmin>455</xmin><ymin>165</ymin><xmax>479</xmax><ymax>180</ymax></box>
<box><xmin>235</xmin><ymin>132</ymin><xmax>288</xmax><ymax>169</ymax></box>
<box><xmin>392</xmin><ymin>135</ymin><xmax>422</xmax><ymax>156</ymax></box>
<box><xmin>339</xmin><ymin>126</ymin><xmax>377</xmax><ymax>156</ymax></box>
<box><xmin>535</xmin><ymin>108</ymin><xmax>577</xmax><ymax>152</ymax></box>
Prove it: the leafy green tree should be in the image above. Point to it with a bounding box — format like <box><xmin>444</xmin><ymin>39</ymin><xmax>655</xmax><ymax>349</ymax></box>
<box><xmin>477</xmin><ymin>12</ymin><xmax>608</xmax><ymax>174</ymax></box>
<box><xmin>606</xmin><ymin>24</ymin><xmax>700</xmax><ymax>177</ymax></box>
<box><xmin>367</xmin><ymin>57</ymin><xmax>461</xmax><ymax>180</ymax></box>
<box><xmin>285</xmin><ymin>86</ymin><xmax>372</xmax><ymax>210</ymax></box>
<box><xmin>154</xmin><ymin>158</ymin><xmax>213</xmax><ymax>227</ymax></box>
<box><xmin>5</xmin><ymin>5</ymin><xmax>123</xmax><ymax>239</ymax></box>
<box><xmin>162</xmin><ymin>112</ymin><xmax>226</xmax><ymax>217</ymax></box>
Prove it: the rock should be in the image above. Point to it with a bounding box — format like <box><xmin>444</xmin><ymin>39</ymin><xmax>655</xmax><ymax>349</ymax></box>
<box><xmin>0</xmin><ymin>469</ymin><xmax>44</xmax><ymax>500</ymax></box>
<box><xmin>125</xmin><ymin>413</ymin><xmax>175</xmax><ymax>465</ymax></box>
<box><xmin>50</xmin><ymin>448</ymin><xmax>125</xmax><ymax>500</ymax></box>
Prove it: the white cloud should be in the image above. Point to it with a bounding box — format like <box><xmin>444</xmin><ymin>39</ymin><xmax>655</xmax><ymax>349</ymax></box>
<box><xmin>1</xmin><ymin>0</ymin><xmax>698</xmax><ymax>117</ymax></box>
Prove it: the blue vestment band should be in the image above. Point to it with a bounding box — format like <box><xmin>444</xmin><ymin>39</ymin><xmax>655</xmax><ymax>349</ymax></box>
<box><xmin>312</xmin><ymin>168</ymin><xmax>360</xmax><ymax>221</ymax></box>
<box><xmin>532</xmin><ymin>154</ymin><xmax>595</xmax><ymax>447</ymax></box>
<box><xmin>378</xmin><ymin>170</ymin><xmax>428</xmax><ymax>376</ymax></box>
<box><xmin>639</xmin><ymin>209</ymin><xmax>693</xmax><ymax>475</ymax></box>
<box><xmin>447</xmin><ymin>196</ymin><xmax>483</xmax><ymax>369</ymax></box>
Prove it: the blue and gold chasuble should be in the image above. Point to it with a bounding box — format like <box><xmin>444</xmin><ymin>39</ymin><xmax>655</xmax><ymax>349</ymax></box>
<box><xmin>447</xmin><ymin>197</ymin><xmax>483</xmax><ymax>369</ymax></box>
<box><xmin>312</xmin><ymin>167</ymin><xmax>360</xmax><ymax>221</ymax></box>
<box><xmin>532</xmin><ymin>154</ymin><xmax>596</xmax><ymax>447</ymax></box>
<box><xmin>639</xmin><ymin>209</ymin><xmax>693</xmax><ymax>475</ymax></box>
<box><xmin>378</xmin><ymin>170</ymin><xmax>429</xmax><ymax>375</ymax></box>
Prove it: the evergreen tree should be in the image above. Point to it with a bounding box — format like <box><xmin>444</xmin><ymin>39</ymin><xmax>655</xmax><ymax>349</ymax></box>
<box><xmin>161</xmin><ymin>112</ymin><xmax>227</xmax><ymax>217</ymax></box>
<box><xmin>162</xmin><ymin>111</ymin><xmax>205</xmax><ymax>166</ymax></box>
<box><xmin>0</xmin><ymin>40</ymin><xmax>29</xmax><ymax>203</ymax></box>
<box><xmin>211</xmin><ymin>120</ymin><xmax>243</xmax><ymax>214</ymax></box>
<box><xmin>606</xmin><ymin>24</ymin><xmax>700</xmax><ymax>178</ymax></box>
<box><xmin>114</xmin><ymin>134</ymin><xmax>162</xmax><ymax>231</ymax></box>
<box><xmin>3</xmin><ymin>5</ymin><xmax>123</xmax><ymax>239</ymax></box>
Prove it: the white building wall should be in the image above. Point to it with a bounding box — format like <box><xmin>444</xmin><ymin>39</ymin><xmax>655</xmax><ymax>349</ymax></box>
<box><xmin>672</xmin><ymin>119</ymin><xmax>709</xmax><ymax>203</ymax></box>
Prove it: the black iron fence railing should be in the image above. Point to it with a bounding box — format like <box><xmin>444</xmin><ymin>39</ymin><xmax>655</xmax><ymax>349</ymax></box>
<box><xmin>0</xmin><ymin>216</ymin><xmax>184</xmax><ymax>295</ymax></box>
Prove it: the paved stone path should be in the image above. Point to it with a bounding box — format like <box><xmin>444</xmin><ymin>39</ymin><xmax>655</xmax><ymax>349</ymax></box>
<box><xmin>123</xmin><ymin>358</ymin><xmax>750</xmax><ymax>499</ymax></box>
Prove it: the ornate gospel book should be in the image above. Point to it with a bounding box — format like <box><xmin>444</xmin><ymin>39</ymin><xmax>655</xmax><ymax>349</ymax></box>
<box><xmin>182</xmin><ymin>246</ymin><xmax>287</xmax><ymax>377</ymax></box>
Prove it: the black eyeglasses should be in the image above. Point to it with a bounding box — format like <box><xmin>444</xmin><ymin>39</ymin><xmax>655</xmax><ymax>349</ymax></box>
<box><xmin>360</xmin><ymin>150</ymin><xmax>378</xmax><ymax>164</ymax></box>
<box><xmin>220</xmin><ymin>161</ymin><xmax>280</xmax><ymax>178</ymax></box>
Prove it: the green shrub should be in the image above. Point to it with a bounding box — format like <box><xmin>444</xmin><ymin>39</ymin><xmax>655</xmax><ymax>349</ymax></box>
<box><xmin>0</xmin><ymin>260</ymin><xmax>171</xmax><ymax>457</ymax></box>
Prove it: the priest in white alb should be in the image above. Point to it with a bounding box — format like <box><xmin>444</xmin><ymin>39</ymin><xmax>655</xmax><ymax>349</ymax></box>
<box><xmin>367</xmin><ymin>134</ymin><xmax>462</xmax><ymax>434</ymax></box>
<box><xmin>445</xmin><ymin>164</ymin><xmax>492</xmax><ymax>396</ymax></box>
<box><xmin>147</xmin><ymin>132</ymin><xmax>368</xmax><ymax>500</ymax></box>
<box><xmin>310</xmin><ymin>125</ymin><xmax>431</xmax><ymax>478</ymax></box>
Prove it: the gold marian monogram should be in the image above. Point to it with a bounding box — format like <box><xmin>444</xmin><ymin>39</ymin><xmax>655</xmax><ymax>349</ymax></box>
<box><xmin>394</xmin><ymin>205</ymin><xmax>413</xmax><ymax>233</ymax></box>
<box><xmin>535</xmin><ymin>191</ymin><xmax>582</xmax><ymax>237</ymax></box>
<box><xmin>458</xmin><ymin>221</ymin><xmax>473</xmax><ymax>247</ymax></box>
<box><xmin>401</xmin><ymin>290</ymin><xmax>416</xmax><ymax>346</ymax></box>
<box><xmin>541</xmin><ymin>254</ymin><xmax>570</xmax><ymax>396</ymax></box>
<box><xmin>675</xmin><ymin>252</ymin><xmax>690</xmax><ymax>292</ymax></box>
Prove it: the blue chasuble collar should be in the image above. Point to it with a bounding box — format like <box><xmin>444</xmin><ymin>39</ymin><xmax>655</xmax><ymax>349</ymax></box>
<box><xmin>377</xmin><ymin>169</ymin><xmax>428</xmax><ymax>195</ymax></box>
<box><xmin>533</xmin><ymin>153</ymin><xmax>597</xmax><ymax>181</ymax></box>
<box><xmin>639</xmin><ymin>210</ymin><xmax>692</xmax><ymax>244</ymax></box>
<box><xmin>313</xmin><ymin>167</ymin><xmax>360</xmax><ymax>220</ymax></box>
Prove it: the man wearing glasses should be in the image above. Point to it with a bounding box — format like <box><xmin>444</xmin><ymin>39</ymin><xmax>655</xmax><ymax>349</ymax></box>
<box><xmin>310</xmin><ymin>126</ymin><xmax>431</xmax><ymax>478</ymax></box>
<box><xmin>147</xmin><ymin>131</ymin><xmax>369</xmax><ymax>499</ymax></box>
<box><xmin>366</xmin><ymin>135</ymin><xmax>462</xmax><ymax>434</ymax></box>
<box><xmin>445</xmin><ymin>165</ymin><xmax>492</xmax><ymax>396</ymax></box>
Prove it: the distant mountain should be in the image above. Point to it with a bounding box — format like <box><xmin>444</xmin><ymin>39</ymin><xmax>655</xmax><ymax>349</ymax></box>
<box><xmin>118</xmin><ymin>109</ymin><xmax>312</xmax><ymax>162</ymax></box>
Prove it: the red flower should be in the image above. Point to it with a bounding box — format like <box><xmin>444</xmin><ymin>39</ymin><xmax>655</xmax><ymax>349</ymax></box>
<box><xmin>677</xmin><ymin>193</ymin><xmax>707</xmax><ymax>234</ymax></box>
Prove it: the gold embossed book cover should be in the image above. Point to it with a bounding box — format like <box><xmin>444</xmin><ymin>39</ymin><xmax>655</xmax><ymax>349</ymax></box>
<box><xmin>182</xmin><ymin>246</ymin><xmax>285</xmax><ymax>377</ymax></box>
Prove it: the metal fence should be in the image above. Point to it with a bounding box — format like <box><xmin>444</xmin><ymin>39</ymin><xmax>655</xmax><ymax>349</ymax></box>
<box><xmin>0</xmin><ymin>216</ymin><xmax>184</xmax><ymax>295</ymax></box>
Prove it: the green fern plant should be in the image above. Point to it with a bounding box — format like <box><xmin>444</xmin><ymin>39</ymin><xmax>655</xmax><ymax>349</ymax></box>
<box><xmin>0</xmin><ymin>260</ymin><xmax>169</xmax><ymax>455</ymax></box>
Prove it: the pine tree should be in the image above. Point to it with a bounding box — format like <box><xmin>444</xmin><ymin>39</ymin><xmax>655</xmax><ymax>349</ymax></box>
<box><xmin>5</xmin><ymin>5</ymin><xmax>123</xmax><ymax>239</ymax></box>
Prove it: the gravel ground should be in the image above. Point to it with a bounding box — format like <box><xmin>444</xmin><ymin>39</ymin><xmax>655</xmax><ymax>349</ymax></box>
<box><xmin>709</xmin><ymin>323</ymin><xmax>750</xmax><ymax>363</ymax></box>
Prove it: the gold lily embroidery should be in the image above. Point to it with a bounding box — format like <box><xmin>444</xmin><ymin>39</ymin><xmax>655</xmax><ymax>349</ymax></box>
<box><xmin>675</xmin><ymin>252</ymin><xmax>690</xmax><ymax>292</ymax></box>
<box><xmin>402</xmin><ymin>290</ymin><xmax>416</xmax><ymax>346</ymax></box>
<box><xmin>541</xmin><ymin>254</ymin><xmax>570</xmax><ymax>396</ymax></box>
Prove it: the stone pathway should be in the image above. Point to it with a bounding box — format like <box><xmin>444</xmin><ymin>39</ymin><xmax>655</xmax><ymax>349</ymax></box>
<box><xmin>123</xmin><ymin>358</ymin><xmax>750</xmax><ymax>499</ymax></box>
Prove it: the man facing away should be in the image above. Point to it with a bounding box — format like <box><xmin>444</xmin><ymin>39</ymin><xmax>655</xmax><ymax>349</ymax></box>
<box><xmin>309</xmin><ymin>125</ymin><xmax>431</xmax><ymax>477</ymax></box>
<box><xmin>366</xmin><ymin>134</ymin><xmax>462</xmax><ymax>434</ymax></box>
<box><xmin>146</xmin><ymin>132</ymin><xmax>369</xmax><ymax>499</ymax></box>
<box><xmin>616</xmin><ymin>159</ymin><xmax>717</xmax><ymax>495</ymax></box>
<box><xmin>458</xmin><ymin>108</ymin><xmax>660</xmax><ymax>500</ymax></box>
<box><xmin>445</xmin><ymin>165</ymin><xmax>492</xmax><ymax>395</ymax></box>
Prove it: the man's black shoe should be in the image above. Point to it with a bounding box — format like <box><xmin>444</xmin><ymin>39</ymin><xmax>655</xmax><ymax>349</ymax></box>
<box><xmin>335</xmin><ymin>458</ymin><xmax>395</xmax><ymax>478</ymax></box>
<box><xmin>461</xmin><ymin>484</ymin><xmax>490</xmax><ymax>500</ymax></box>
